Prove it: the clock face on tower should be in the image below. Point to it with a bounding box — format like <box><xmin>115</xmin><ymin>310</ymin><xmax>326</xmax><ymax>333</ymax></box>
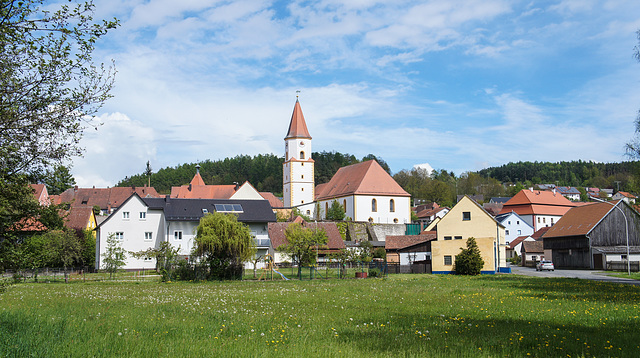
<box><xmin>299</xmin><ymin>141</ymin><xmax>305</xmax><ymax>147</ymax></box>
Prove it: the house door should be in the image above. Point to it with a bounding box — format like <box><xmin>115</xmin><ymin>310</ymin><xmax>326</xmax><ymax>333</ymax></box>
<box><xmin>593</xmin><ymin>254</ymin><xmax>603</xmax><ymax>269</ymax></box>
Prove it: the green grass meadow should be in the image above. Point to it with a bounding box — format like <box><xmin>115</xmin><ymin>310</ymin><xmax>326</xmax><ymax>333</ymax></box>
<box><xmin>1</xmin><ymin>274</ymin><xmax>639</xmax><ymax>357</ymax></box>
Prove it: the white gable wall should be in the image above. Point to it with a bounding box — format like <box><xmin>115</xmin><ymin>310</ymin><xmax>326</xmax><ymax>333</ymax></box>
<box><xmin>353</xmin><ymin>195</ymin><xmax>411</xmax><ymax>224</ymax></box>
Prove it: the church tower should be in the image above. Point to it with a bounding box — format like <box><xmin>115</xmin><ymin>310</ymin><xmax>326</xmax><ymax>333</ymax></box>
<box><xmin>283</xmin><ymin>98</ymin><xmax>315</xmax><ymax>208</ymax></box>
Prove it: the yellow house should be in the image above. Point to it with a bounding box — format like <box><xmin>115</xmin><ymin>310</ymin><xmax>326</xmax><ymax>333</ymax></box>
<box><xmin>431</xmin><ymin>195</ymin><xmax>507</xmax><ymax>274</ymax></box>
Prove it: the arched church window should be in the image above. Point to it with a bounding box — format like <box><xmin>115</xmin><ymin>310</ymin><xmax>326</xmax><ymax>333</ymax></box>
<box><xmin>325</xmin><ymin>202</ymin><xmax>329</xmax><ymax>216</ymax></box>
<box><xmin>372</xmin><ymin>198</ymin><xmax>377</xmax><ymax>212</ymax></box>
<box><xmin>343</xmin><ymin>200</ymin><xmax>346</xmax><ymax>212</ymax></box>
<box><xmin>390</xmin><ymin>199</ymin><xmax>395</xmax><ymax>212</ymax></box>
<box><xmin>300</xmin><ymin>151</ymin><xmax>305</xmax><ymax>159</ymax></box>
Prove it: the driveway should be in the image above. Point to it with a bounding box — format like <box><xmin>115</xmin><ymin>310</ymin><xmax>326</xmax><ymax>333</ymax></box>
<box><xmin>509</xmin><ymin>265</ymin><xmax>640</xmax><ymax>286</ymax></box>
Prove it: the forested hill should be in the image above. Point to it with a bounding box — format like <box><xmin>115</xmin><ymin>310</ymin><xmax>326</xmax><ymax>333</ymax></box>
<box><xmin>116</xmin><ymin>152</ymin><xmax>390</xmax><ymax>195</ymax></box>
<box><xmin>478</xmin><ymin>161</ymin><xmax>640</xmax><ymax>187</ymax></box>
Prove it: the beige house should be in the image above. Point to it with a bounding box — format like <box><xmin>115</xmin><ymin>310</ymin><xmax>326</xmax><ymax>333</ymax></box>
<box><xmin>431</xmin><ymin>195</ymin><xmax>508</xmax><ymax>274</ymax></box>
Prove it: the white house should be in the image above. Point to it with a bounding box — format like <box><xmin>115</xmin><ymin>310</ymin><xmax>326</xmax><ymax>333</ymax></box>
<box><xmin>495</xmin><ymin>211</ymin><xmax>534</xmax><ymax>245</ymax></box>
<box><xmin>96</xmin><ymin>194</ymin><xmax>276</xmax><ymax>270</ymax></box>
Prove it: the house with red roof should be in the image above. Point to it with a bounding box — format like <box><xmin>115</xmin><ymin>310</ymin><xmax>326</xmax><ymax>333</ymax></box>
<box><xmin>506</xmin><ymin>235</ymin><xmax>534</xmax><ymax>260</ymax></box>
<box><xmin>30</xmin><ymin>184</ymin><xmax>50</xmax><ymax>206</ymax></box>
<box><xmin>385</xmin><ymin>232</ymin><xmax>437</xmax><ymax>270</ymax></box>
<box><xmin>543</xmin><ymin>200</ymin><xmax>640</xmax><ymax>269</ymax></box>
<box><xmin>56</xmin><ymin>185</ymin><xmax>160</xmax><ymax>215</ymax></box>
<box><xmin>499</xmin><ymin>189</ymin><xmax>575</xmax><ymax>231</ymax></box>
<box><xmin>267</xmin><ymin>221</ymin><xmax>346</xmax><ymax>264</ymax></box>
<box><xmin>612</xmin><ymin>191</ymin><xmax>637</xmax><ymax>204</ymax></box>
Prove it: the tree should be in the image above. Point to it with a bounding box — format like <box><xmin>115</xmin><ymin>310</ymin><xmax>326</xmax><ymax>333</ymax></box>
<box><xmin>326</xmin><ymin>200</ymin><xmax>345</xmax><ymax>221</ymax></box>
<box><xmin>43</xmin><ymin>229</ymin><xmax>83</xmax><ymax>282</ymax></box>
<box><xmin>454</xmin><ymin>237</ymin><xmax>484</xmax><ymax>275</ymax></box>
<box><xmin>192</xmin><ymin>212</ymin><xmax>255</xmax><ymax>280</ymax></box>
<box><xmin>626</xmin><ymin>30</ymin><xmax>640</xmax><ymax>158</ymax></box>
<box><xmin>1</xmin><ymin>0</ymin><xmax>118</xmax><ymax>177</ymax></box>
<box><xmin>43</xmin><ymin>165</ymin><xmax>76</xmax><ymax>196</ymax></box>
<box><xmin>131</xmin><ymin>241</ymin><xmax>179</xmax><ymax>281</ymax></box>
<box><xmin>278</xmin><ymin>223</ymin><xmax>328</xmax><ymax>279</ymax></box>
<box><xmin>102</xmin><ymin>233</ymin><xmax>126</xmax><ymax>279</ymax></box>
<box><xmin>144</xmin><ymin>161</ymin><xmax>152</xmax><ymax>187</ymax></box>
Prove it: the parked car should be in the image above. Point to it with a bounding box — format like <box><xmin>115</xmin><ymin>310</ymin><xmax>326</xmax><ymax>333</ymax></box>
<box><xmin>536</xmin><ymin>260</ymin><xmax>554</xmax><ymax>271</ymax></box>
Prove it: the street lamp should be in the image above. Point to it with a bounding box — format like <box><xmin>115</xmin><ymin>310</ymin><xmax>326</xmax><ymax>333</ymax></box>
<box><xmin>592</xmin><ymin>197</ymin><xmax>630</xmax><ymax>276</ymax></box>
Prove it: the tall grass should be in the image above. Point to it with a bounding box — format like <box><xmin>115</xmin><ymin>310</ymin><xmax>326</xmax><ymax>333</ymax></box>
<box><xmin>1</xmin><ymin>275</ymin><xmax>639</xmax><ymax>357</ymax></box>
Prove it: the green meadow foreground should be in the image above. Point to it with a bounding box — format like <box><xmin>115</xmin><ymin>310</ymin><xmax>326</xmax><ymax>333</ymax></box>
<box><xmin>1</xmin><ymin>275</ymin><xmax>639</xmax><ymax>357</ymax></box>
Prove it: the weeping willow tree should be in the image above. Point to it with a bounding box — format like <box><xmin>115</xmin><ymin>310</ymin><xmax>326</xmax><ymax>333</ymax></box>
<box><xmin>193</xmin><ymin>212</ymin><xmax>255</xmax><ymax>280</ymax></box>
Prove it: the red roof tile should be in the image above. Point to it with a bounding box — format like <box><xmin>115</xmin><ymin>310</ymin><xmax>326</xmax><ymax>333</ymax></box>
<box><xmin>268</xmin><ymin>221</ymin><xmax>345</xmax><ymax>251</ymax></box>
<box><xmin>531</xmin><ymin>226</ymin><xmax>552</xmax><ymax>240</ymax></box>
<box><xmin>508</xmin><ymin>235</ymin><xmax>529</xmax><ymax>249</ymax></box>
<box><xmin>65</xmin><ymin>206</ymin><xmax>95</xmax><ymax>231</ymax></box>
<box><xmin>285</xmin><ymin>99</ymin><xmax>311</xmax><ymax>139</ymax></box>
<box><xmin>499</xmin><ymin>189</ymin><xmax>575</xmax><ymax>216</ymax></box>
<box><xmin>57</xmin><ymin>186</ymin><xmax>160</xmax><ymax>210</ymax></box>
<box><xmin>316</xmin><ymin>160</ymin><xmax>409</xmax><ymax>200</ymax></box>
<box><xmin>385</xmin><ymin>233</ymin><xmax>437</xmax><ymax>250</ymax></box>
<box><xmin>260</xmin><ymin>192</ymin><xmax>283</xmax><ymax>208</ymax></box>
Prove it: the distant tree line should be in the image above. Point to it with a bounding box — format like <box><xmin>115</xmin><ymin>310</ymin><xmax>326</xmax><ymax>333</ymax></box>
<box><xmin>117</xmin><ymin>152</ymin><xmax>391</xmax><ymax>195</ymax></box>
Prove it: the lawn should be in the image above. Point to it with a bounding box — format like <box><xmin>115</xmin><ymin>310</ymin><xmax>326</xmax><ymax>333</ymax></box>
<box><xmin>1</xmin><ymin>274</ymin><xmax>639</xmax><ymax>357</ymax></box>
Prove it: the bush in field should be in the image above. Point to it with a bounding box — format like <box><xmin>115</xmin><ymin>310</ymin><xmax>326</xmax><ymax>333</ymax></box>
<box><xmin>455</xmin><ymin>237</ymin><xmax>484</xmax><ymax>275</ymax></box>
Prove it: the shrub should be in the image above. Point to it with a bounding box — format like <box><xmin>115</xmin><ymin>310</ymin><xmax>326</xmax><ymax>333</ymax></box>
<box><xmin>455</xmin><ymin>237</ymin><xmax>484</xmax><ymax>275</ymax></box>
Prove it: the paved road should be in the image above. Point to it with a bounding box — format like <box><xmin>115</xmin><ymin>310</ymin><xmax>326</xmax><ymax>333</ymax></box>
<box><xmin>509</xmin><ymin>265</ymin><xmax>640</xmax><ymax>286</ymax></box>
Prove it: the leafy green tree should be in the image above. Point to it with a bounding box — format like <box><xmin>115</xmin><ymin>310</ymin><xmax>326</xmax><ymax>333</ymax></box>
<box><xmin>325</xmin><ymin>200</ymin><xmax>345</xmax><ymax>221</ymax></box>
<box><xmin>43</xmin><ymin>229</ymin><xmax>83</xmax><ymax>282</ymax></box>
<box><xmin>193</xmin><ymin>212</ymin><xmax>255</xmax><ymax>280</ymax></box>
<box><xmin>102</xmin><ymin>233</ymin><xmax>126</xmax><ymax>279</ymax></box>
<box><xmin>81</xmin><ymin>229</ymin><xmax>96</xmax><ymax>268</ymax></box>
<box><xmin>279</xmin><ymin>223</ymin><xmax>327</xmax><ymax>279</ymax></box>
<box><xmin>43</xmin><ymin>165</ymin><xmax>76</xmax><ymax>196</ymax></box>
<box><xmin>372</xmin><ymin>247</ymin><xmax>386</xmax><ymax>260</ymax></box>
<box><xmin>455</xmin><ymin>237</ymin><xmax>484</xmax><ymax>275</ymax></box>
<box><xmin>131</xmin><ymin>241</ymin><xmax>179</xmax><ymax>281</ymax></box>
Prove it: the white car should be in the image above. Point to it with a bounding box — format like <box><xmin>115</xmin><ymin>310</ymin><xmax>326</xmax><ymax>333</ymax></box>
<box><xmin>536</xmin><ymin>260</ymin><xmax>554</xmax><ymax>271</ymax></box>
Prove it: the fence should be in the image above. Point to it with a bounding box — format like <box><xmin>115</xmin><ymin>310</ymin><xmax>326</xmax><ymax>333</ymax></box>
<box><xmin>606</xmin><ymin>261</ymin><xmax>640</xmax><ymax>272</ymax></box>
<box><xmin>2</xmin><ymin>267</ymin><xmax>160</xmax><ymax>283</ymax></box>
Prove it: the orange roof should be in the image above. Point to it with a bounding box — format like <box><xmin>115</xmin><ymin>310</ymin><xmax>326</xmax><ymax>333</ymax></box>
<box><xmin>617</xmin><ymin>191</ymin><xmax>636</xmax><ymax>199</ymax></box>
<box><xmin>508</xmin><ymin>235</ymin><xmax>529</xmax><ymax>249</ymax></box>
<box><xmin>57</xmin><ymin>186</ymin><xmax>160</xmax><ymax>209</ymax></box>
<box><xmin>285</xmin><ymin>99</ymin><xmax>311</xmax><ymax>139</ymax></box>
<box><xmin>543</xmin><ymin>202</ymin><xmax>617</xmax><ymax>238</ymax></box>
<box><xmin>260</xmin><ymin>192</ymin><xmax>283</xmax><ymax>208</ymax></box>
<box><xmin>170</xmin><ymin>172</ymin><xmax>238</xmax><ymax>199</ymax></box>
<box><xmin>190</xmin><ymin>172</ymin><xmax>205</xmax><ymax>186</ymax></box>
<box><xmin>12</xmin><ymin>217</ymin><xmax>47</xmax><ymax>232</ymax></box>
<box><xmin>531</xmin><ymin>226</ymin><xmax>551</xmax><ymax>240</ymax></box>
<box><xmin>316</xmin><ymin>160</ymin><xmax>409</xmax><ymax>200</ymax></box>
<box><xmin>499</xmin><ymin>189</ymin><xmax>575</xmax><ymax>216</ymax></box>
<box><xmin>65</xmin><ymin>206</ymin><xmax>95</xmax><ymax>231</ymax></box>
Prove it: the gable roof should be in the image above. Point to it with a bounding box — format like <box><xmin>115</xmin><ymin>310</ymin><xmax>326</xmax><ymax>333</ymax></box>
<box><xmin>65</xmin><ymin>206</ymin><xmax>95</xmax><ymax>231</ymax></box>
<box><xmin>285</xmin><ymin>99</ymin><xmax>311</xmax><ymax>139</ymax></box>
<box><xmin>521</xmin><ymin>240</ymin><xmax>544</xmax><ymax>253</ymax></box>
<box><xmin>385</xmin><ymin>232</ymin><xmax>437</xmax><ymax>250</ymax></box>
<box><xmin>490</xmin><ymin>197</ymin><xmax>511</xmax><ymax>204</ymax></box>
<box><xmin>543</xmin><ymin>201</ymin><xmax>618</xmax><ymax>238</ymax></box>
<box><xmin>615</xmin><ymin>191</ymin><xmax>636</xmax><ymax>199</ymax></box>
<box><xmin>556</xmin><ymin>186</ymin><xmax>580</xmax><ymax>195</ymax></box>
<box><xmin>170</xmin><ymin>173</ymin><xmax>238</xmax><ymax>199</ymax></box>
<box><xmin>260</xmin><ymin>192</ymin><xmax>283</xmax><ymax>208</ymax></box>
<box><xmin>531</xmin><ymin>226</ymin><xmax>552</xmax><ymax>240</ymax></box>
<box><xmin>416</xmin><ymin>207</ymin><xmax>447</xmax><ymax>219</ymax></box>
<box><xmin>499</xmin><ymin>189</ymin><xmax>575</xmax><ymax>216</ymax></box>
<box><xmin>441</xmin><ymin>195</ymin><xmax>505</xmax><ymax>228</ymax></box>
<box><xmin>142</xmin><ymin>197</ymin><xmax>276</xmax><ymax>223</ymax></box>
<box><xmin>316</xmin><ymin>160</ymin><xmax>409</xmax><ymax>200</ymax></box>
<box><xmin>508</xmin><ymin>235</ymin><xmax>529</xmax><ymax>249</ymax></box>
<box><xmin>57</xmin><ymin>186</ymin><xmax>160</xmax><ymax>210</ymax></box>
<box><xmin>267</xmin><ymin>221</ymin><xmax>345</xmax><ymax>251</ymax></box>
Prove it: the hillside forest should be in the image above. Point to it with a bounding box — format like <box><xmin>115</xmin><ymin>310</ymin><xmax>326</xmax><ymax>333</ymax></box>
<box><xmin>116</xmin><ymin>152</ymin><xmax>640</xmax><ymax>208</ymax></box>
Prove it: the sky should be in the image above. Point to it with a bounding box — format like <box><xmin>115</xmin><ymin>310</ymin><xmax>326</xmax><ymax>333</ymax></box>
<box><xmin>60</xmin><ymin>0</ymin><xmax>640</xmax><ymax>187</ymax></box>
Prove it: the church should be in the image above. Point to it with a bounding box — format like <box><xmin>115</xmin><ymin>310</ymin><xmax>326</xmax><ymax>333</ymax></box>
<box><xmin>283</xmin><ymin>99</ymin><xmax>411</xmax><ymax>224</ymax></box>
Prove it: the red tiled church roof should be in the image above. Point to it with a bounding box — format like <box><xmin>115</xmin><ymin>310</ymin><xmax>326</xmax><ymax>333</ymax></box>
<box><xmin>316</xmin><ymin>160</ymin><xmax>409</xmax><ymax>200</ymax></box>
<box><xmin>285</xmin><ymin>99</ymin><xmax>311</xmax><ymax>140</ymax></box>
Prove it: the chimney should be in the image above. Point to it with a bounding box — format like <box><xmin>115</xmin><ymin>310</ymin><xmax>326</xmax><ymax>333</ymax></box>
<box><xmin>188</xmin><ymin>184</ymin><xmax>192</xmax><ymax>191</ymax></box>
<box><xmin>74</xmin><ymin>185</ymin><xmax>78</xmax><ymax>192</ymax></box>
<box><xmin>234</xmin><ymin>182</ymin><xmax>239</xmax><ymax>191</ymax></box>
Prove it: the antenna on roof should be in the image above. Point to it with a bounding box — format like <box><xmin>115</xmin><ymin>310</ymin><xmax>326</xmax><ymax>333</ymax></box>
<box><xmin>196</xmin><ymin>164</ymin><xmax>201</xmax><ymax>174</ymax></box>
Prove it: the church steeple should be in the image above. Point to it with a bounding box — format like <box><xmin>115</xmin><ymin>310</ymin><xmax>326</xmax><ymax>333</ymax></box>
<box><xmin>283</xmin><ymin>98</ymin><xmax>315</xmax><ymax>209</ymax></box>
<box><xmin>285</xmin><ymin>99</ymin><xmax>312</xmax><ymax>140</ymax></box>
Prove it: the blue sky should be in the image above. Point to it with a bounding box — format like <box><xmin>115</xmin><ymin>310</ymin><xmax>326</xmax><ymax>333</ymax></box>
<box><xmin>66</xmin><ymin>0</ymin><xmax>640</xmax><ymax>187</ymax></box>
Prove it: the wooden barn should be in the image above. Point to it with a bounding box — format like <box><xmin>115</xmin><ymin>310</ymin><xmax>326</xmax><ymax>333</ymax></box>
<box><xmin>543</xmin><ymin>201</ymin><xmax>640</xmax><ymax>270</ymax></box>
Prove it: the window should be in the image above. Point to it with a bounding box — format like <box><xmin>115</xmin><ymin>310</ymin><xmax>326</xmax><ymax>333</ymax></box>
<box><xmin>325</xmin><ymin>202</ymin><xmax>329</xmax><ymax>215</ymax></box>
<box><xmin>537</xmin><ymin>217</ymin><xmax>541</xmax><ymax>223</ymax></box>
<box><xmin>139</xmin><ymin>212</ymin><xmax>146</xmax><ymax>219</ymax></box>
<box><xmin>372</xmin><ymin>199</ymin><xmax>377</xmax><ymax>212</ymax></box>
<box><xmin>202</xmin><ymin>208</ymin><xmax>208</xmax><ymax>214</ymax></box>
<box><xmin>301</xmin><ymin>187</ymin><xmax>304</xmax><ymax>191</ymax></box>
<box><xmin>122</xmin><ymin>212</ymin><xmax>130</xmax><ymax>219</ymax></box>
<box><xmin>543</xmin><ymin>217</ymin><xmax>546</xmax><ymax>223</ymax></box>
<box><xmin>444</xmin><ymin>236</ymin><xmax>452</xmax><ymax>240</ymax></box>
<box><xmin>343</xmin><ymin>200</ymin><xmax>346</xmax><ymax>212</ymax></box>
<box><xmin>508</xmin><ymin>221</ymin><xmax>511</xmax><ymax>225</ymax></box>
<box><xmin>144</xmin><ymin>257</ymin><xmax>153</xmax><ymax>262</ymax></box>
<box><xmin>517</xmin><ymin>220</ymin><xmax>520</xmax><ymax>225</ymax></box>
<box><xmin>551</xmin><ymin>218</ymin><xmax>554</xmax><ymax>224</ymax></box>
<box><xmin>454</xmin><ymin>236</ymin><xmax>462</xmax><ymax>240</ymax></box>
<box><xmin>444</xmin><ymin>256</ymin><xmax>452</xmax><ymax>265</ymax></box>
<box><xmin>174</xmin><ymin>231</ymin><xmax>183</xmax><ymax>241</ymax></box>
<box><xmin>115</xmin><ymin>232</ymin><xmax>124</xmax><ymax>241</ymax></box>
<box><xmin>214</xmin><ymin>204</ymin><xmax>243</xmax><ymax>212</ymax></box>
<box><xmin>622</xmin><ymin>254</ymin><xmax>628</xmax><ymax>260</ymax></box>
<box><xmin>506</xmin><ymin>229</ymin><xmax>510</xmax><ymax>235</ymax></box>
<box><xmin>306</xmin><ymin>210</ymin><xmax>310</xmax><ymax>215</ymax></box>
<box><xmin>300</xmin><ymin>151</ymin><xmax>305</xmax><ymax>159</ymax></box>
<box><xmin>144</xmin><ymin>232</ymin><xmax>153</xmax><ymax>241</ymax></box>
<box><xmin>390</xmin><ymin>199</ymin><xmax>395</xmax><ymax>212</ymax></box>
<box><xmin>393</xmin><ymin>218</ymin><xmax>398</xmax><ymax>223</ymax></box>
<box><xmin>301</xmin><ymin>175</ymin><xmax>304</xmax><ymax>179</ymax></box>
<box><xmin>462</xmin><ymin>212</ymin><xmax>471</xmax><ymax>221</ymax></box>
<box><xmin>517</xmin><ymin>230</ymin><xmax>521</xmax><ymax>235</ymax></box>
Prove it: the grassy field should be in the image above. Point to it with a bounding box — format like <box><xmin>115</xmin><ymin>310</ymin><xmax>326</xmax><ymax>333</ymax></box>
<box><xmin>1</xmin><ymin>274</ymin><xmax>639</xmax><ymax>357</ymax></box>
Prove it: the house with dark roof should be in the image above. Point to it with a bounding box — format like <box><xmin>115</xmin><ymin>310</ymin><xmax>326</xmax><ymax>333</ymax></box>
<box><xmin>521</xmin><ymin>240</ymin><xmax>544</xmax><ymax>266</ymax></box>
<box><xmin>96</xmin><ymin>194</ymin><xmax>276</xmax><ymax>270</ymax></box>
<box><xmin>542</xmin><ymin>200</ymin><xmax>640</xmax><ymax>269</ymax></box>
<box><xmin>499</xmin><ymin>189</ymin><xmax>575</xmax><ymax>231</ymax></box>
<box><xmin>385</xmin><ymin>232</ymin><xmax>437</xmax><ymax>272</ymax></box>
<box><xmin>556</xmin><ymin>186</ymin><xmax>581</xmax><ymax>201</ymax></box>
